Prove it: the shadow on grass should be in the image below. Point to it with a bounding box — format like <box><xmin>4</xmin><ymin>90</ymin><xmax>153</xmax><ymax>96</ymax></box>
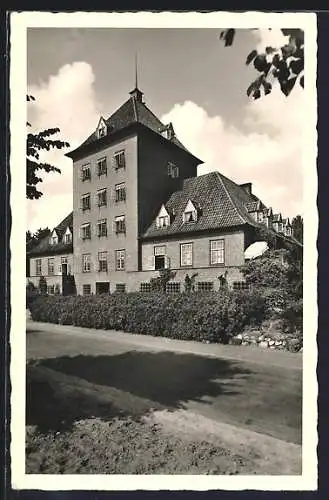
<box><xmin>27</xmin><ymin>351</ymin><xmax>252</xmax><ymax>433</ymax></box>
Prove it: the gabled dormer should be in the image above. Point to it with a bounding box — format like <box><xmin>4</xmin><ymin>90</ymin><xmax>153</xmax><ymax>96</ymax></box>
<box><xmin>160</xmin><ymin>122</ymin><xmax>175</xmax><ymax>141</ymax></box>
<box><xmin>49</xmin><ymin>229</ymin><xmax>59</xmax><ymax>245</ymax></box>
<box><xmin>96</xmin><ymin>117</ymin><xmax>107</xmax><ymax>139</ymax></box>
<box><xmin>272</xmin><ymin>213</ymin><xmax>283</xmax><ymax>233</ymax></box>
<box><xmin>183</xmin><ymin>199</ymin><xmax>198</xmax><ymax>223</ymax></box>
<box><xmin>156</xmin><ymin>204</ymin><xmax>171</xmax><ymax>228</ymax></box>
<box><xmin>63</xmin><ymin>226</ymin><xmax>72</xmax><ymax>244</ymax></box>
<box><xmin>283</xmin><ymin>218</ymin><xmax>292</xmax><ymax>237</ymax></box>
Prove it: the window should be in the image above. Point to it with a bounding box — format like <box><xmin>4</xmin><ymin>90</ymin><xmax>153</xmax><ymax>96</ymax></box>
<box><xmin>154</xmin><ymin>245</ymin><xmax>166</xmax><ymax>270</ymax></box>
<box><xmin>48</xmin><ymin>258</ymin><xmax>54</xmax><ymax>275</ymax></box>
<box><xmin>180</xmin><ymin>243</ymin><xmax>193</xmax><ymax>267</ymax></box>
<box><xmin>64</xmin><ymin>233</ymin><xmax>72</xmax><ymax>244</ymax></box>
<box><xmin>114</xmin><ymin>216</ymin><xmax>126</xmax><ymax>234</ymax></box>
<box><xmin>210</xmin><ymin>239</ymin><xmax>225</xmax><ymax>265</ymax></box>
<box><xmin>60</xmin><ymin>256</ymin><xmax>69</xmax><ymax>275</ymax></box>
<box><xmin>81</xmin><ymin>164</ymin><xmax>91</xmax><ymax>182</ymax></box>
<box><xmin>97</xmin><ymin>157</ymin><xmax>107</xmax><ymax>177</ymax></box>
<box><xmin>116</xmin><ymin>283</ymin><xmax>126</xmax><ymax>293</ymax></box>
<box><xmin>47</xmin><ymin>285</ymin><xmax>55</xmax><ymax>295</ymax></box>
<box><xmin>98</xmin><ymin>251</ymin><xmax>108</xmax><ymax>272</ymax></box>
<box><xmin>35</xmin><ymin>259</ymin><xmax>42</xmax><ymax>276</ymax></box>
<box><xmin>140</xmin><ymin>283</ymin><xmax>151</xmax><ymax>292</ymax></box>
<box><xmin>197</xmin><ymin>282</ymin><xmax>214</xmax><ymax>292</ymax></box>
<box><xmin>286</xmin><ymin>227</ymin><xmax>291</xmax><ymax>236</ymax></box>
<box><xmin>81</xmin><ymin>193</ymin><xmax>91</xmax><ymax>211</ymax></box>
<box><xmin>97</xmin><ymin>219</ymin><xmax>107</xmax><ymax>238</ymax></box>
<box><xmin>166</xmin><ymin>282</ymin><xmax>181</xmax><ymax>294</ymax></box>
<box><xmin>157</xmin><ymin>215</ymin><xmax>170</xmax><ymax>228</ymax></box>
<box><xmin>258</xmin><ymin>211</ymin><xmax>264</xmax><ymax>223</ymax></box>
<box><xmin>96</xmin><ymin>282</ymin><xmax>109</xmax><ymax>295</ymax></box>
<box><xmin>97</xmin><ymin>188</ymin><xmax>107</xmax><ymax>207</ymax></box>
<box><xmin>167</xmin><ymin>162</ymin><xmax>179</xmax><ymax>178</ymax></box>
<box><xmin>113</xmin><ymin>150</ymin><xmax>126</xmax><ymax>170</ymax></box>
<box><xmin>82</xmin><ymin>253</ymin><xmax>91</xmax><ymax>273</ymax></box>
<box><xmin>83</xmin><ymin>284</ymin><xmax>91</xmax><ymax>295</ymax></box>
<box><xmin>278</xmin><ymin>223</ymin><xmax>283</xmax><ymax>233</ymax></box>
<box><xmin>115</xmin><ymin>249</ymin><xmax>125</xmax><ymax>270</ymax></box>
<box><xmin>233</xmin><ymin>281</ymin><xmax>249</xmax><ymax>290</ymax></box>
<box><xmin>115</xmin><ymin>183</ymin><xmax>126</xmax><ymax>203</ymax></box>
<box><xmin>80</xmin><ymin>223</ymin><xmax>91</xmax><ymax>240</ymax></box>
<box><xmin>183</xmin><ymin>211</ymin><xmax>197</xmax><ymax>223</ymax></box>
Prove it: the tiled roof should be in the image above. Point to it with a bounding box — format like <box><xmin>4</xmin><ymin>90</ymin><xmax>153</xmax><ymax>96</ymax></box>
<box><xmin>272</xmin><ymin>213</ymin><xmax>282</xmax><ymax>222</ymax></box>
<box><xmin>70</xmin><ymin>91</ymin><xmax>199</xmax><ymax>160</ymax></box>
<box><xmin>143</xmin><ymin>172</ymin><xmax>262</xmax><ymax>239</ymax></box>
<box><xmin>28</xmin><ymin>212</ymin><xmax>73</xmax><ymax>257</ymax></box>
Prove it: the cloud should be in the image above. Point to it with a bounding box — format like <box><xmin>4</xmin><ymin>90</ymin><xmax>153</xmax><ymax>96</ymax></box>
<box><xmin>161</xmin><ymin>30</ymin><xmax>304</xmax><ymax>219</ymax></box>
<box><xmin>27</xmin><ymin>62</ymin><xmax>100</xmax><ymax>232</ymax></box>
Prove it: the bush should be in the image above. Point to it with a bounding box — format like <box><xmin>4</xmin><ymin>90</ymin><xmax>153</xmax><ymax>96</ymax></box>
<box><xmin>29</xmin><ymin>289</ymin><xmax>267</xmax><ymax>344</ymax></box>
<box><xmin>280</xmin><ymin>299</ymin><xmax>303</xmax><ymax>334</ymax></box>
<box><xmin>26</xmin><ymin>281</ymin><xmax>39</xmax><ymax>310</ymax></box>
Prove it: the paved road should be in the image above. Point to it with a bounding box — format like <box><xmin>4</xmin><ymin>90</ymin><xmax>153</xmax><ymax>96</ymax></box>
<box><xmin>26</xmin><ymin>320</ymin><xmax>302</xmax><ymax>445</ymax></box>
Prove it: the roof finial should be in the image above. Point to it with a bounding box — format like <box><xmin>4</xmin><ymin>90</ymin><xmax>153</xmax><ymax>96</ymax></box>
<box><xmin>129</xmin><ymin>53</ymin><xmax>144</xmax><ymax>102</ymax></box>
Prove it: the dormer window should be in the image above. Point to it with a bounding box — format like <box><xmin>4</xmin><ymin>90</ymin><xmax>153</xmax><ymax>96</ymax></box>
<box><xmin>156</xmin><ymin>205</ymin><xmax>171</xmax><ymax>229</ymax></box>
<box><xmin>50</xmin><ymin>230</ymin><xmax>58</xmax><ymax>245</ymax></box>
<box><xmin>63</xmin><ymin>226</ymin><xmax>72</xmax><ymax>244</ymax></box>
<box><xmin>258</xmin><ymin>211</ymin><xmax>264</xmax><ymax>223</ymax></box>
<box><xmin>183</xmin><ymin>200</ymin><xmax>198</xmax><ymax>223</ymax></box>
<box><xmin>97</xmin><ymin>117</ymin><xmax>107</xmax><ymax>139</ymax></box>
<box><xmin>167</xmin><ymin>162</ymin><xmax>179</xmax><ymax>179</ymax></box>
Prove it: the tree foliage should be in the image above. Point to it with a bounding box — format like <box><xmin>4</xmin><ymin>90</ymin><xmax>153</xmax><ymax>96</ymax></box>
<box><xmin>27</xmin><ymin>95</ymin><xmax>70</xmax><ymax>200</ymax></box>
<box><xmin>26</xmin><ymin>227</ymin><xmax>51</xmax><ymax>248</ymax></box>
<box><xmin>220</xmin><ymin>28</ymin><xmax>304</xmax><ymax>99</ymax></box>
<box><xmin>291</xmin><ymin>215</ymin><xmax>303</xmax><ymax>244</ymax></box>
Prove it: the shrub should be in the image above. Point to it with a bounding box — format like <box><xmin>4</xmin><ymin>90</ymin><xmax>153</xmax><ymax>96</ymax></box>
<box><xmin>38</xmin><ymin>276</ymin><xmax>47</xmax><ymax>295</ymax></box>
<box><xmin>29</xmin><ymin>289</ymin><xmax>267</xmax><ymax>344</ymax></box>
<box><xmin>280</xmin><ymin>299</ymin><xmax>303</xmax><ymax>334</ymax></box>
<box><xmin>26</xmin><ymin>281</ymin><xmax>39</xmax><ymax>310</ymax></box>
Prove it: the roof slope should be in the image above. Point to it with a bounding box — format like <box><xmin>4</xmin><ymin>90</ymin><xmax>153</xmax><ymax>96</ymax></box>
<box><xmin>143</xmin><ymin>172</ymin><xmax>260</xmax><ymax>239</ymax></box>
<box><xmin>28</xmin><ymin>212</ymin><xmax>73</xmax><ymax>257</ymax></box>
<box><xmin>71</xmin><ymin>94</ymin><xmax>197</xmax><ymax>159</ymax></box>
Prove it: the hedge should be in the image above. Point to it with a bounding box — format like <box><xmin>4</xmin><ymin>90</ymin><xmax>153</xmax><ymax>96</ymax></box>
<box><xmin>29</xmin><ymin>290</ymin><xmax>267</xmax><ymax>344</ymax></box>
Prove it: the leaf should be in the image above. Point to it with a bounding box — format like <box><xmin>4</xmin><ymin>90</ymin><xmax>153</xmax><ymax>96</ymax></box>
<box><xmin>246</xmin><ymin>49</ymin><xmax>258</xmax><ymax>65</ymax></box>
<box><xmin>265</xmin><ymin>46</ymin><xmax>276</xmax><ymax>54</ymax></box>
<box><xmin>289</xmin><ymin>58</ymin><xmax>304</xmax><ymax>75</ymax></box>
<box><xmin>253</xmin><ymin>54</ymin><xmax>268</xmax><ymax>72</ymax></box>
<box><xmin>220</xmin><ymin>28</ymin><xmax>235</xmax><ymax>47</ymax></box>
<box><xmin>247</xmin><ymin>81</ymin><xmax>256</xmax><ymax>97</ymax></box>
<box><xmin>253</xmin><ymin>89</ymin><xmax>261</xmax><ymax>100</ymax></box>
<box><xmin>280</xmin><ymin>76</ymin><xmax>297</xmax><ymax>96</ymax></box>
<box><xmin>300</xmin><ymin>75</ymin><xmax>304</xmax><ymax>88</ymax></box>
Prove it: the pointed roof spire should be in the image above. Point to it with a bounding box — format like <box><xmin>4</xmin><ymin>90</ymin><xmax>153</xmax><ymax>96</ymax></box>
<box><xmin>130</xmin><ymin>52</ymin><xmax>144</xmax><ymax>102</ymax></box>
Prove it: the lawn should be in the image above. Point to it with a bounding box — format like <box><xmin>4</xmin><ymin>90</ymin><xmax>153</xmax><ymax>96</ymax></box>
<box><xmin>26</xmin><ymin>325</ymin><xmax>302</xmax><ymax>474</ymax></box>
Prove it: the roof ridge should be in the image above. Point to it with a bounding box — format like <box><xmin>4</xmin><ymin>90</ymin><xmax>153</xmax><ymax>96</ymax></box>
<box><xmin>214</xmin><ymin>172</ymin><xmax>247</xmax><ymax>225</ymax></box>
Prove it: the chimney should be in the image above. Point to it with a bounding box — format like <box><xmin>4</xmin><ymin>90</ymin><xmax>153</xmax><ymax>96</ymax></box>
<box><xmin>240</xmin><ymin>182</ymin><xmax>252</xmax><ymax>196</ymax></box>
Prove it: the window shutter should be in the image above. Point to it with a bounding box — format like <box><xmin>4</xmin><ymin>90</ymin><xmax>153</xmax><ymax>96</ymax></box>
<box><xmin>164</xmin><ymin>256</ymin><xmax>170</xmax><ymax>269</ymax></box>
<box><xmin>111</xmin><ymin>156</ymin><xmax>117</xmax><ymax>169</ymax></box>
<box><xmin>151</xmin><ymin>256</ymin><xmax>156</xmax><ymax>271</ymax></box>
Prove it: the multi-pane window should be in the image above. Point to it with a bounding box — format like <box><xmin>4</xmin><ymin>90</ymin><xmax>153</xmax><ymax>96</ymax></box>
<box><xmin>81</xmin><ymin>193</ymin><xmax>91</xmax><ymax>211</ymax></box>
<box><xmin>113</xmin><ymin>150</ymin><xmax>126</xmax><ymax>170</ymax></box>
<box><xmin>35</xmin><ymin>259</ymin><xmax>42</xmax><ymax>276</ymax></box>
<box><xmin>183</xmin><ymin>211</ymin><xmax>197</xmax><ymax>223</ymax></box>
<box><xmin>258</xmin><ymin>211</ymin><xmax>264</xmax><ymax>223</ymax></box>
<box><xmin>97</xmin><ymin>219</ymin><xmax>107</xmax><ymax>238</ymax></box>
<box><xmin>82</xmin><ymin>253</ymin><xmax>91</xmax><ymax>273</ymax></box>
<box><xmin>115</xmin><ymin>249</ymin><xmax>125</xmax><ymax>270</ymax></box>
<box><xmin>98</xmin><ymin>123</ymin><xmax>106</xmax><ymax>138</ymax></box>
<box><xmin>80</xmin><ymin>223</ymin><xmax>91</xmax><ymax>240</ymax></box>
<box><xmin>47</xmin><ymin>285</ymin><xmax>55</xmax><ymax>295</ymax></box>
<box><xmin>115</xmin><ymin>183</ymin><xmax>126</xmax><ymax>202</ymax></box>
<box><xmin>154</xmin><ymin>245</ymin><xmax>166</xmax><ymax>270</ymax></box>
<box><xmin>50</xmin><ymin>234</ymin><xmax>58</xmax><ymax>245</ymax></box>
<box><xmin>180</xmin><ymin>243</ymin><xmax>193</xmax><ymax>267</ymax></box>
<box><xmin>96</xmin><ymin>282</ymin><xmax>110</xmax><ymax>295</ymax></box>
<box><xmin>97</xmin><ymin>188</ymin><xmax>107</xmax><ymax>207</ymax></box>
<box><xmin>64</xmin><ymin>232</ymin><xmax>72</xmax><ymax>244</ymax></box>
<box><xmin>114</xmin><ymin>216</ymin><xmax>126</xmax><ymax>234</ymax></box>
<box><xmin>60</xmin><ymin>256</ymin><xmax>69</xmax><ymax>275</ymax></box>
<box><xmin>232</xmin><ymin>281</ymin><xmax>249</xmax><ymax>290</ymax></box>
<box><xmin>48</xmin><ymin>258</ymin><xmax>54</xmax><ymax>275</ymax></box>
<box><xmin>116</xmin><ymin>283</ymin><xmax>126</xmax><ymax>293</ymax></box>
<box><xmin>278</xmin><ymin>223</ymin><xmax>283</xmax><ymax>233</ymax></box>
<box><xmin>197</xmin><ymin>282</ymin><xmax>214</xmax><ymax>292</ymax></box>
<box><xmin>81</xmin><ymin>164</ymin><xmax>91</xmax><ymax>182</ymax></box>
<box><xmin>167</xmin><ymin>162</ymin><xmax>179</xmax><ymax>178</ymax></box>
<box><xmin>97</xmin><ymin>157</ymin><xmax>107</xmax><ymax>177</ymax></box>
<box><xmin>98</xmin><ymin>251</ymin><xmax>108</xmax><ymax>272</ymax></box>
<box><xmin>166</xmin><ymin>282</ymin><xmax>181</xmax><ymax>294</ymax></box>
<box><xmin>157</xmin><ymin>215</ymin><xmax>170</xmax><ymax>228</ymax></box>
<box><xmin>210</xmin><ymin>239</ymin><xmax>225</xmax><ymax>265</ymax></box>
<box><xmin>140</xmin><ymin>283</ymin><xmax>151</xmax><ymax>292</ymax></box>
<box><xmin>286</xmin><ymin>227</ymin><xmax>291</xmax><ymax>236</ymax></box>
<box><xmin>83</xmin><ymin>284</ymin><xmax>91</xmax><ymax>295</ymax></box>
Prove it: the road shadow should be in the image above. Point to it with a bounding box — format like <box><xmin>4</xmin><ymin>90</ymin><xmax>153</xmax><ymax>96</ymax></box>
<box><xmin>26</xmin><ymin>351</ymin><xmax>252</xmax><ymax>433</ymax></box>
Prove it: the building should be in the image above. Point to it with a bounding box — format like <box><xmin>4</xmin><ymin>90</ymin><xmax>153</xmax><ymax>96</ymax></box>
<box><xmin>27</xmin><ymin>84</ymin><xmax>302</xmax><ymax>295</ymax></box>
<box><xmin>27</xmin><ymin>212</ymin><xmax>74</xmax><ymax>295</ymax></box>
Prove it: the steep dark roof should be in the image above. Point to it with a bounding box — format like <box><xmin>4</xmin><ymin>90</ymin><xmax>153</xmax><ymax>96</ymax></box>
<box><xmin>28</xmin><ymin>212</ymin><xmax>73</xmax><ymax>257</ymax></box>
<box><xmin>68</xmin><ymin>92</ymin><xmax>200</xmax><ymax>161</ymax></box>
<box><xmin>143</xmin><ymin>172</ymin><xmax>262</xmax><ymax>239</ymax></box>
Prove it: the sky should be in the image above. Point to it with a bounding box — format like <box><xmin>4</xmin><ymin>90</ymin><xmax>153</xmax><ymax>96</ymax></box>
<box><xmin>26</xmin><ymin>27</ymin><xmax>304</xmax><ymax>233</ymax></box>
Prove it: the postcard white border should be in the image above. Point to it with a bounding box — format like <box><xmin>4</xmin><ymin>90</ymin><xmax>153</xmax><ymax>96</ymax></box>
<box><xmin>10</xmin><ymin>10</ymin><xmax>318</xmax><ymax>491</ymax></box>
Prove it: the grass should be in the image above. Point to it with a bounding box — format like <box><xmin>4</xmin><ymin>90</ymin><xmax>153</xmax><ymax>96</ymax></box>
<box><xmin>26</xmin><ymin>324</ymin><xmax>302</xmax><ymax>474</ymax></box>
